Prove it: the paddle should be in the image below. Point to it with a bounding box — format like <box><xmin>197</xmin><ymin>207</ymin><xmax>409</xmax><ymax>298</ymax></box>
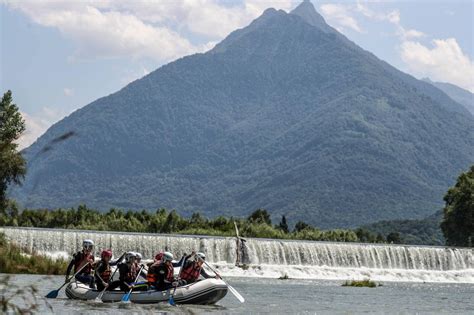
<box><xmin>202</xmin><ymin>260</ymin><xmax>245</xmax><ymax>303</ymax></box>
<box><xmin>45</xmin><ymin>262</ymin><xmax>90</xmax><ymax>298</ymax></box>
<box><xmin>169</xmin><ymin>253</ymin><xmax>188</xmax><ymax>306</ymax></box>
<box><xmin>121</xmin><ymin>265</ymin><xmax>144</xmax><ymax>303</ymax></box>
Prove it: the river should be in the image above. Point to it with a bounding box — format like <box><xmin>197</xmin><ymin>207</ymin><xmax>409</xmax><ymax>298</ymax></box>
<box><xmin>1</xmin><ymin>227</ymin><xmax>473</xmax><ymax>313</ymax></box>
<box><xmin>3</xmin><ymin>275</ymin><xmax>474</xmax><ymax>314</ymax></box>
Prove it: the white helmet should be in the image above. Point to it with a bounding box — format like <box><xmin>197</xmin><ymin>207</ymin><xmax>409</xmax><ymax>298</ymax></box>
<box><xmin>163</xmin><ymin>251</ymin><xmax>173</xmax><ymax>262</ymax></box>
<box><xmin>82</xmin><ymin>239</ymin><xmax>94</xmax><ymax>250</ymax></box>
<box><xmin>125</xmin><ymin>252</ymin><xmax>137</xmax><ymax>263</ymax></box>
<box><xmin>135</xmin><ymin>252</ymin><xmax>142</xmax><ymax>260</ymax></box>
<box><xmin>197</xmin><ymin>252</ymin><xmax>206</xmax><ymax>261</ymax></box>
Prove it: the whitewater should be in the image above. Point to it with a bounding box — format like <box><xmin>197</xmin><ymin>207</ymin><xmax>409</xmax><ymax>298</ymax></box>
<box><xmin>1</xmin><ymin>227</ymin><xmax>472</xmax><ymax>283</ymax></box>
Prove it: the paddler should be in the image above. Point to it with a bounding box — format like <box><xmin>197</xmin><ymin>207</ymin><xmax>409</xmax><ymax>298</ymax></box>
<box><xmin>133</xmin><ymin>252</ymin><xmax>148</xmax><ymax>282</ymax></box>
<box><xmin>94</xmin><ymin>249</ymin><xmax>125</xmax><ymax>291</ymax></box>
<box><xmin>180</xmin><ymin>252</ymin><xmax>218</xmax><ymax>285</ymax></box>
<box><xmin>65</xmin><ymin>239</ymin><xmax>95</xmax><ymax>288</ymax></box>
<box><xmin>146</xmin><ymin>251</ymin><xmax>177</xmax><ymax>291</ymax></box>
<box><xmin>108</xmin><ymin>252</ymin><xmax>140</xmax><ymax>292</ymax></box>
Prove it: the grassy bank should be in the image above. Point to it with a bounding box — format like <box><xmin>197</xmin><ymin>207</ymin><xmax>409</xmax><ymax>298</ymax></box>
<box><xmin>0</xmin><ymin>233</ymin><xmax>68</xmax><ymax>275</ymax></box>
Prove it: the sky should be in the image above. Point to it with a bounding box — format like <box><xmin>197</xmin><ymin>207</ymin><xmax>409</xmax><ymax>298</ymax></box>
<box><xmin>1</xmin><ymin>0</ymin><xmax>473</xmax><ymax>149</ymax></box>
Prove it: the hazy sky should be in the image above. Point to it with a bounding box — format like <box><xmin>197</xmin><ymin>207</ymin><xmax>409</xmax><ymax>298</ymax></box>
<box><xmin>1</xmin><ymin>0</ymin><xmax>473</xmax><ymax>149</ymax></box>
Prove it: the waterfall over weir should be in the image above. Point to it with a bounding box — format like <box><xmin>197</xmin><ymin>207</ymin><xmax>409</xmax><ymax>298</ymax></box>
<box><xmin>1</xmin><ymin>227</ymin><xmax>473</xmax><ymax>283</ymax></box>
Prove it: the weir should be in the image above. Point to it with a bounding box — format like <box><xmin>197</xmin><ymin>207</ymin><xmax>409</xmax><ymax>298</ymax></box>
<box><xmin>1</xmin><ymin>227</ymin><xmax>473</xmax><ymax>283</ymax></box>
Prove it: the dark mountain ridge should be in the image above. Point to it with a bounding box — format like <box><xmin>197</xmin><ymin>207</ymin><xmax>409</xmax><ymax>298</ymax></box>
<box><xmin>423</xmin><ymin>78</ymin><xmax>474</xmax><ymax>115</ymax></box>
<box><xmin>13</xmin><ymin>1</ymin><xmax>474</xmax><ymax>228</ymax></box>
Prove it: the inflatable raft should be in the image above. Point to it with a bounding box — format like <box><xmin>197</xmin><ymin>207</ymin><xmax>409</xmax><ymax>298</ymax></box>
<box><xmin>65</xmin><ymin>278</ymin><xmax>228</xmax><ymax>304</ymax></box>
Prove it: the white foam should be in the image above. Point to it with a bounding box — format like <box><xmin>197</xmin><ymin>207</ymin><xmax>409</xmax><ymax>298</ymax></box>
<box><xmin>210</xmin><ymin>263</ymin><xmax>474</xmax><ymax>283</ymax></box>
<box><xmin>37</xmin><ymin>250</ymin><xmax>70</xmax><ymax>260</ymax></box>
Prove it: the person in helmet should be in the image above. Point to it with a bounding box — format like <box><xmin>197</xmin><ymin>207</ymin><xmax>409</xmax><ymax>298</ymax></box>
<box><xmin>147</xmin><ymin>251</ymin><xmax>176</xmax><ymax>291</ymax></box>
<box><xmin>108</xmin><ymin>252</ymin><xmax>141</xmax><ymax>292</ymax></box>
<box><xmin>148</xmin><ymin>251</ymin><xmax>186</xmax><ymax>268</ymax></box>
<box><xmin>180</xmin><ymin>251</ymin><xmax>218</xmax><ymax>285</ymax></box>
<box><xmin>65</xmin><ymin>239</ymin><xmax>95</xmax><ymax>288</ymax></box>
<box><xmin>94</xmin><ymin>250</ymin><xmax>126</xmax><ymax>291</ymax></box>
<box><xmin>133</xmin><ymin>252</ymin><xmax>148</xmax><ymax>281</ymax></box>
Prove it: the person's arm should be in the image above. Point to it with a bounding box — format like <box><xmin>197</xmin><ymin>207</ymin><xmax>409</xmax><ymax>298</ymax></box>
<box><xmin>200</xmin><ymin>267</ymin><xmax>214</xmax><ymax>279</ymax></box>
<box><xmin>139</xmin><ymin>266</ymin><xmax>148</xmax><ymax>278</ymax></box>
<box><xmin>173</xmin><ymin>252</ymin><xmax>192</xmax><ymax>267</ymax></box>
<box><xmin>94</xmin><ymin>261</ymin><xmax>105</xmax><ymax>283</ymax></box>
<box><xmin>65</xmin><ymin>254</ymin><xmax>77</xmax><ymax>278</ymax></box>
<box><xmin>173</xmin><ymin>255</ymin><xmax>185</xmax><ymax>267</ymax></box>
<box><xmin>110</xmin><ymin>252</ymin><xmax>126</xmax><ymax>266</ymax></box>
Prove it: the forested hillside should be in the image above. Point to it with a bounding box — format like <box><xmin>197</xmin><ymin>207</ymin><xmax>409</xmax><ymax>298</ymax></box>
<box><xmin>12</xmin><ymin>1</ymin><xmax>474</xmax><ymax>228</ymax></box>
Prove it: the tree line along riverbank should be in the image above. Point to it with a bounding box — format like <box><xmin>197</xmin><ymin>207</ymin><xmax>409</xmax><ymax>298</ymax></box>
<box><xmin>1</xmin><ymin>205</ymin><xmax>393</xmax><ymax>243</ymax></box>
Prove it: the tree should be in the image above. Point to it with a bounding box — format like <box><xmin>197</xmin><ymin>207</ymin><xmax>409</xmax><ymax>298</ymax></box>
<box><xmin>441</xmin><ymin>166</ymin><xmax>474</xmax><ymax>247</ymax></box>
<box><xmin>386</xmin><ymin>232</ymin><xmax>401</xmax><ymax>244</ymax></box>
<box><xmin>278</xmin><ymin>215</ymin><xmax>289</xmax><ymax>233</ymax></box>
<box><xmin>0</xmin><ymin>90</ymin><xmax>26</xmax><ymax>211</ymax></box>
<box><xmin>161</xmin><ymin>210</ymin><xmax>180</xmax><ymax>233</ymax></box>
<box><xmin>376</xmin><ymin>233</ymin><xmax>385</xmax><ymax>243</ymax></box>
<box><xmin>294</xmin><ymin>221</ymin><xmax>310</xmax><ymax>232</ymax></box>
<box><xmin>247</xmin><ymin>209</ymin><xmax>271</xmax><ymax>225</ymax></box>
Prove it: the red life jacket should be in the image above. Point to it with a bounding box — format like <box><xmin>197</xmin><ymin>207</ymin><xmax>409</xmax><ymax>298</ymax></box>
<box><xmin>74</xmin><ymin>251</ymin><xmax>94</xmax><ymax>274</ymax></box>
<box><xmin>180</xmin><ymin>262</ymin><xmax>201</xmax><ymax>282</ymax></box>
<box><xmin>161</xmin><ymin>262</ymin><xmax>174</xmax><ymax>282</ymax></box>
<box><xmin>165</xmin><ymin>262</ymin><xmax>174</xmax><ymax>282</ymax></box>
<box><xmin>98</xmin><ymin>261</ymin><xmax>112</xmax><ymax>282</ymax></box>
<box><xmin>125</xmin><ymin>263</ymin><xmax>137</xmax><ymax>283</ymax></box>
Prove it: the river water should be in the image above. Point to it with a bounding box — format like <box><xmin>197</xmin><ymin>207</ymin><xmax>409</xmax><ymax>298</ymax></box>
<box><xmin>2</xmin><ymin>227</ymin><xmax>474</xmax><ymax>313</ymax></box>
<box><xmin>3</xmin><ymin>274</ymin><xmax>474</xmax><ymax>314</ymax></box>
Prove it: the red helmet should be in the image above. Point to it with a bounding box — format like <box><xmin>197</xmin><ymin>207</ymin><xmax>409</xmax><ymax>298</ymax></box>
<box><xmin>154</xmin><ymin>252</ymin><xmax>163</xmax><ymax>262</ymax></box>
<box><xmin>101</xmin><ymin>249</ymin><xmax>113</xmax><ymax>259</ymax></box>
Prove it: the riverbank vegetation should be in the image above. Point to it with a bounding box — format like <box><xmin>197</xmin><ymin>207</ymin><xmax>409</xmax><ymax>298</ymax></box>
<box><xmin>441</xmin><ymin>165</ymin><xmax>474</xmax><ymax>247</ymax></box>
<box><xmin>342</xmin><ymin>279</ymin><xmax>379</xmax><ymax>288</ymax></box>
<box><xmin>0</xmin><ymin>232</ymin><xmax>68</xmax><ymax>275</ymax></box>
<box><xmin>0</xmin><ymin>205</ymin><xmax>387</xmax><ymax>243</ymax></box>
<box><xmin>362</xmin><ymin>211</ymin><xmax>444</xmax><ymax>246</ymax></box>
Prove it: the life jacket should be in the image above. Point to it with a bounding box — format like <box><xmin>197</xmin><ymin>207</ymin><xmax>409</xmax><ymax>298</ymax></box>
<box><xmin>74</xmin><ymin>251</ymin><xmax>94</xmax><ymax>274</ymax></box>
<box><xmin>165</xmin><ymin>262</ymin><xmax>174</xmax><ymax>282</ymax></box>
<box><xmin>147</xmin><ymin>262</ymin><xmax>173</xmax><ymax>285</ymax></box>
<box><xmin>180</xmin><ymin>262</ymin><xmax>201</xmax><ymax>281</ymax></box>
<box><xmin>127</xmin><ymin>263</ymin><xmax>137</xmax><ymax>283</ymax></box>
<box><xmin>146</xmin><ymin>263</ymin><xmax>159</xmax><ymax>284</ymax></box>
<box><xmin>119</xmin><ymin>263</ymin><xmax>137</xmax><ymax>283</ymax></box>
<box><xmin>97</xmin><ymin>260</ymin><xmax>112</xmax><ymax>282</ymax></box>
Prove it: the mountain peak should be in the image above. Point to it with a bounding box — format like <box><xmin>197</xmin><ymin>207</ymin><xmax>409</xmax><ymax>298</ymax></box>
<box><xmin>290</xmin><ymin>0</ymin><xmax>331</xmax><ymax>32</ymax></box>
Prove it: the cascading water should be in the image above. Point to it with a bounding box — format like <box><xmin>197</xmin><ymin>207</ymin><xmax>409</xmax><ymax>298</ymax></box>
<box><xmin>1</xmin><ymin>227</ymin><xmax>473</xmax><ymax>283</ymax></box>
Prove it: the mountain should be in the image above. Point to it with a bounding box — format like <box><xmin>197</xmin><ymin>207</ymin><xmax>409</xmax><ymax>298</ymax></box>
<box><xmin>423</xmin><ymin>78</ymin><xmax>474</xmax><ymax>115</ymax></box>
<box><xmin>12</xmin><ymin>1</ymin><xmax>474</xmax><ymax>228</ymax></box>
